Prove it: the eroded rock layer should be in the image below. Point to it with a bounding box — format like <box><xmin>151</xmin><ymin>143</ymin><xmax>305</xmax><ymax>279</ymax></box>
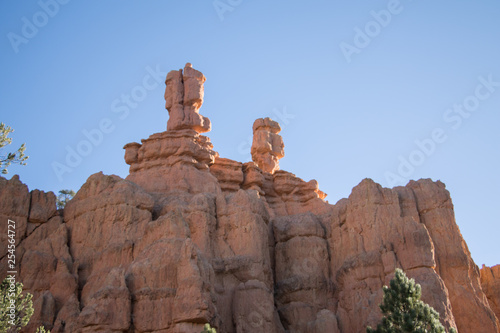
<box><xmin>482</xmin><ymin>265</ymin><xmax>500</xmax><ymax>323</ymax></box>
<box><xmin>1</xmin><ymin>64</ymin><xmax>498</xmax><ymax>333</ymax></box>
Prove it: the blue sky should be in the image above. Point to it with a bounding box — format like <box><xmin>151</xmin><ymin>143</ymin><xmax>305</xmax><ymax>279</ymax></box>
<box><xmin>1</xmin><ymin>1</ymin><xmax>499</xmax><ymax>266</ymax></box>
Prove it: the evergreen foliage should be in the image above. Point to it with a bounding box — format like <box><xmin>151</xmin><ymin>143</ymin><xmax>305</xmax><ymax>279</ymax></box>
<box><xmin>0</xmin><ymin>277</ymin><xmax>34</xmax><ymax>332</ymax></box>
<box><xmin>0</xmin><ymin>123</ymin><xmax>28</xmax><ymax>174</ymax></box>
<box><xmin>56</xmin><ymin>189</ymin><xmax>76</xmax><ymax>209</ymax></box>
<box><xmin>201</xmin><ymin>323</ymin><xmax>217</xmax><ymax>333</ymax></box>
<box><xmin>367</xmin><ymin>269</ymin><xmax>457</xmax><ymax>333</ymax></box>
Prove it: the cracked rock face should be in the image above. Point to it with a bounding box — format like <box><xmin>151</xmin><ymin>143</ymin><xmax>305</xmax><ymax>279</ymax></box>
<box><xmin>481</xmin><ymin>264</ymin><xmax>500</xmax><ymax>322</ymax></box>
<box><xmin>1</xmin><ymin>64</ymin><xmax>499</xmax><ymax>333</ymax></box>
<box><xmin>329</xmin><ymin>178</ymin><xmax>499</xmax><ymax>333</ymax></box>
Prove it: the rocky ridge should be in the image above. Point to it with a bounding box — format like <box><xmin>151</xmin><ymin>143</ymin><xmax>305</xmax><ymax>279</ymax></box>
<box><xmin>1</xmin><ymin>64</ymin><xmax>499</xmax><ymax>333</ymax></box>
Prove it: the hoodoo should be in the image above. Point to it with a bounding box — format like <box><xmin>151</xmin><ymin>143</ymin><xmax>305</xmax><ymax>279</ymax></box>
<box><xmin>1</xmin><ymin>64</ymin><xmax>499</xmax><ymax>333</ymax></box>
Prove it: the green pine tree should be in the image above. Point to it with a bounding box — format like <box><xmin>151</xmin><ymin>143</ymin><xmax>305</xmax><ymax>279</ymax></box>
<box><xmin>0</xmin><ymin>277</ymin><xmax>34</xmax><ymax>332</ymax></box>
<box><xmin>201</xmin><ymin>323</ymin><xmax>217</xmax><ymax>333</ymax></box>
<box><xmin>0</xmin><ymin>123</ymin><xmax>28</xmax><ymax>174</ymax></box>
<box><xmin>56</xmin><ymin>189</ymin><xmax>76</xmax><ymax>209</ymax></box>
<box><xmin>367</xmin><ymin>269</ymin><xmax>457</xmax><ymax>333</ymax></box>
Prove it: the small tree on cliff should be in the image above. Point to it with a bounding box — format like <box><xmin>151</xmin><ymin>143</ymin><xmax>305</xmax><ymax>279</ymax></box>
<box><xmin>0</xmin><ymin>123</ymin><xmax>28</xmax><ymax>174</ymax></box>
<box><xmin>0</xmin><ymin>277</ymin><xmax>34</xmax><ymax>332</ymax></box>
<box><xmin>367</xmin><ymin>269</ymin><xmax>457</xmax><ymax>333</ymax></box>
<box><xmin>56</xmin><ymin>189</ymin><xmax>75</xmax><ymax>209</ymax></box>
<box><xmin>201</xmin><ymin>323</ymin><xmax>217</xmax><ymax>333</ymax></box>
<box><xmin>0</xmin><ymin>277</ymin><xmax>50</xmax><ymax>332</ymax></box>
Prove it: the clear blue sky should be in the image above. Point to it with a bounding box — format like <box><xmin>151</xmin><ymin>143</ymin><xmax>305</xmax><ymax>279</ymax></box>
<box><xmin>1</xmin><ymin>1</ymin><xmax>499</xmax><ymax>266</ymax></box>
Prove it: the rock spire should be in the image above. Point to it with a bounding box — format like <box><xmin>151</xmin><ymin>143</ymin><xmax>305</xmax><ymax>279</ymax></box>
<box><xmin>164</xmin><ymin>63</ymin><xmax>211</xmax><ymax>133</ymax></box>
<box><xmin>251</xmin><ymin>117</ymin><xmax>284</xmax><ymax>174</ymax></box>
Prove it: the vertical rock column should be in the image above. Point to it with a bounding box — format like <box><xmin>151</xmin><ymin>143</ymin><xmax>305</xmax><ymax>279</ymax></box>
<box><xmin>251</xmin><ymin>118</ymin><xmax>284</xmax><ymax>174</ymax></box>
<box><xmin>481</xmin><ymin>264</ymin><xmax>500</xmax><ymax>322</ymax></box>
<box><xmin>329</xmin><ymin>179</ymin><xmax>458</xmax><ymax>332</ymax></box>
<box><xmin>164</xmin><ymin>63</ymin><xmax>211</xmax><ymax>133</ymax></box>
<box><xmin>408</xmin><ymin>180</ymin><xmax>500</xmax><ymax>333</ymax></box>
<box><xmin>124</xmin><ymin>63</ymin><xmax>219</xmax><ymax>194</ymax></box>
<box><xmin>273</xmin><ymin>213</ymin><xmax>336</xmax><ymax>332</ymax></box>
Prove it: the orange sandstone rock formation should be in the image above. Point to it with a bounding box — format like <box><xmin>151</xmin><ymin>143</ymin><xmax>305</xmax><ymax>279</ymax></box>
<box><xmin>165</xmin><ymin>63</ymin><xmax>211</xmax><ymax>133</ymax></box>
<box><xmin>1</xmin><ymin>64</ymin><xmax>499</xmax><ymax>333</ymax></box>
<box><xmin>482</xmin><ymin>265</ymin><xmax>500</xmax><ymax>322</ymax></box>
<box><xmin>251</xmin><ymin>117</ymin><xmax>284</xmax><ymax>174</ymax></box>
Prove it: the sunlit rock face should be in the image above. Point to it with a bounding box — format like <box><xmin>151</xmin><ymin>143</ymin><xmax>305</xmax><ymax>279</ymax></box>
<box><xmin>251</xmin><ymin>117</ymin><xmax>284</xmax><ymax>174</ymax></box>
<box><xmin>481</xmin><ymin>264</ymin><xmax>500</xmax><ymax>323</ymax></box>
<box><xmin>2</xmin><ymin>64</ymin><xmax>498</xmax><ymax>333</ymax></box>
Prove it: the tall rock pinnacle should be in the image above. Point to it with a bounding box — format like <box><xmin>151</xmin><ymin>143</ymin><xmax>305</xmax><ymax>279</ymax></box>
<box><xmin>123</xmin><ymin>64</ymin><xmax>218</xmax><ymax>193</ymax></box>
<box><xmin>164</xmin><ymin>63</ymin><xmax>211</xmax><ymax>133</ymax></box>
<box><xmin>251</xmin><ymin>117</ymin><xmax>284</xmax><ymax>174</ymax></box>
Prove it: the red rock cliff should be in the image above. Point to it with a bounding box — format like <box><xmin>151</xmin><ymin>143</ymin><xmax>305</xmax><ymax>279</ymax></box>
<box><xmin>482</xmin><ymin>265</ymin><xmax>500</xmax><ymax>323</ymax></box>
<box><xmin>1</xmin><ymin>64</ymin><xmax>498</xmax><ymax>333</ymax></box>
